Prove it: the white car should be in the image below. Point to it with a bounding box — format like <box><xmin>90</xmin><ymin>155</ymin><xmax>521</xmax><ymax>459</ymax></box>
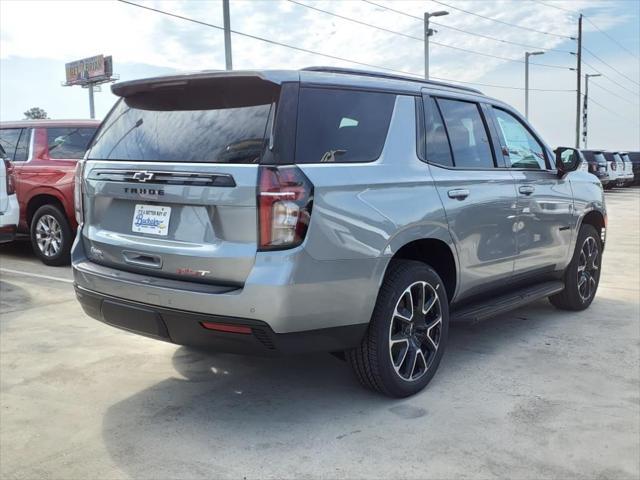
<box><xmin>0</xmin><ymin>151</ymin><xmax>19</xmax><ymax>243</ymax></box>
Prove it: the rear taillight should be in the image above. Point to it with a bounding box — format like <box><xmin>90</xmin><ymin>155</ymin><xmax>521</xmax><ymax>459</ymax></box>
<box><xmin>258</xmin><ymin>165</ymin><xmax>313</xmax><ymax>250</ymax></box>
<box><xmin>610</xmin><ymin>161</ymin><xmax>616</xmax><ymax>171</ymax></box>
<box><xmin>74</xmin><ymin>160</ymin><xmax>85</xmax><ymax>224</ymax></box>
<box><xmin>3</xmin><ymin>159</ymin><xmax>15</xmax><ymax>195</ymax></box>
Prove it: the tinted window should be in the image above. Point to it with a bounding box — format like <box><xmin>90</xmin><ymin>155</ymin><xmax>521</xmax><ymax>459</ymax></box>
<box><xmin>436</xmin><ymin>99</ymin><xmax>494</xmax><ymax>168</ymax></box>
<box><xmin>295</xmin><ymin>88</ymin><xmax>395</xmax><ymax>163</ymax></box>
<box><xmin>593</xmin><ymin>152</ymin><xmax>606</xmax><ymax>164</ymax></box>
<box><xmin>88</xmin><ymin>99</ymin><xmax>272</xmax><ymax>163</ymax></box>
<box><xmin>493</xmin><ymin>108</ymin><xmax>546</xmax><ymax>169</ymax></box>
<box><xmin>47</xmin><ymin>127</ymin><xmax>95</xmax><ymax>160</ymax></box>
<box><xmin>14</xmin><ymin>128</ymin><xmax>31</xmax><ymax>161</ymax></box>
<box><xmin>424</xmin><ymin>97</ymin><xmax>453</xmax><ymax>167</ymax></box>
<box><xmin>0</xmin><ymin>129</ymin><xmax>22</xmax><ymax>161</ymax></box>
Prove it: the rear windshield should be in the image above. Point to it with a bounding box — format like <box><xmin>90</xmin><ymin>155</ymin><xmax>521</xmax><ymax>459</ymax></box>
<box><xmin>295</xmin><ymin>87</ymin><xmax>395</xmax><ymax>163</ymax></box>
<box><xmin>88</xmin><ymin>91</ymin><xmax>273</xmax><ymax>164</ymax></box>
<box><xmin>593</xmin><ymin>153</ymin><xmax>606</xmax><ymax>163</ymax></box>
<box><xmin>48</xmin><ymin>127</ymin><xmax>96</xmax><ymax>159</ymax></box>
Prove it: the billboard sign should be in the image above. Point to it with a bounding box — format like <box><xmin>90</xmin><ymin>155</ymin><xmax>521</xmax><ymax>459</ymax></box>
<box><xmin>65</xmin><ymin>55</ymin><xmax>113</xmax><ymax>86</ymax></box>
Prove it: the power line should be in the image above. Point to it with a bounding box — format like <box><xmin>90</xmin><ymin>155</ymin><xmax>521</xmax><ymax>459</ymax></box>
<box><xmin>587</xmin><ymin>94</ymin><xmax>640</xmax><ymax>126</ymax></box>
<box><xmin>582</xmin><ymin>59</ymin><xmax>640</xmax><ymax>98</ymax></box>
<box><xmin>583</xmin><ymin>46</ymin><xmax>639</xmax><ymax>87</ymax></box>
<box><xmin>286</xmin><ymin>0</ymin><xmax>421</xmax><ymax>42</ymax></box>
<box><xmin>590</xmin><ymin>81</ymin><xmax>640</xmax><ymax>107</ymax></box>
<box><xmin>289</xmin><ymin>0</ymin><xmax>572</xmax><ymax>70</ymax></box>
<box><xmin>532</xmin><ymin>0</ymin><xmax>639</xmax><ymax>61</ymax></box>
<box><xmin>584</xmin><ymin>16</ymin><xmax>639</xmax><ymax>61</ymax></box>
<box><xmin>430</xmin><ymin>0</ymin><xmax>575</xmax><ymax>40</ymax></box>
<box><xmin>361</xmin><ymin>0</ymin><xmax>574</xmax><ymax>54</ymax></box>
<box><xmin>430</xmin><ymin>40</ymin><xmax>572</xmax><ymax>70</ymax></box>
<box><xmin>117</xmin><ymin>0</ymin><xmax>423</xmax><ymax>78</ymax></box>
<box><xmin>531</xmin><ymin>0</ymin><xmax>577</xmax><ymax>15</ymax></box>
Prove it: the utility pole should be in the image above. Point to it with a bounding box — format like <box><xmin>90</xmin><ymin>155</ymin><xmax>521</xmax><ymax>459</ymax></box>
<box><xmin>88</xmin><ymin>84</ymin><xmax>95</xmax><ymax>119</ymax></box>
<box><xmin>223</xmin><ymin>0</ymin><xmax>232</xmax><ymax>70</ymax></box>
<box><xmin>525</xmin><ymin>51</ymin><xmax>544</xmax><ymax>120</ymax></box>
<box><xmin>575</xmin><ymin>13</ymin><xmax>583</xmax><ymax>148</ymax></box>
<box><xmin>424</xmin><ymin>10</ymin><xmax>449</xmax><ymax>80</ymax></box>
<box><xmin>583</xmin><ymin>73</ymin><xmax>601</xmax><ymax>148</ymax></box>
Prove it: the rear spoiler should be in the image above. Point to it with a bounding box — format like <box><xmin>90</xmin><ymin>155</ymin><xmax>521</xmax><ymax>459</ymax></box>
<box><xmin>111</xmin><ymin>70</ymin><xmax>295</xmax><ymax>98</ymax></box>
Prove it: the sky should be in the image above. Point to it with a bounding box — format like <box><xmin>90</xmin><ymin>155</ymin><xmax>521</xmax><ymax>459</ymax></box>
<box><xmin>1</xmin><ymin>0</ymin><xmax>639</xmax><ymax>150</ymax></box>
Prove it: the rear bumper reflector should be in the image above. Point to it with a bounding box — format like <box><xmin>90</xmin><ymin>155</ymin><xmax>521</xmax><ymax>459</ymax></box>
<box><xmin>200</xmin><ymin>322</ymin><xmax>252</xmax><ymax>334</ymax></box>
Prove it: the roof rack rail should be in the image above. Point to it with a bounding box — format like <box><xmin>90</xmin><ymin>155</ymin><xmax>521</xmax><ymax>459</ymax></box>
<box><xmin>301</xmin><ymin>66</ymin><xmax>483</xmax><ymax>94</ymax></box>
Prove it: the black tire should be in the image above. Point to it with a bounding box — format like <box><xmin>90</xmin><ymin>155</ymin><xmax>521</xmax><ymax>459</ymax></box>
<box><xmin>347</xmin><ymin>260</ymin><xmax>449</xmax><ymax>398</ymax></box>
<box><xmin>30</xmin><ymin>204</ymin><xmax>73</xmax><ymax>266</ymax></box>
<box><xmin>549</xmin><ymin>224</ymin><xmax>601</xmax><ymax>311</ymax></box>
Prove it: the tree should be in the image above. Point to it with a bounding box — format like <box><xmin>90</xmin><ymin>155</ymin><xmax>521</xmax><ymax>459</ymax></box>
<box><xmin>23</xmin><ymin>107</ymin><xmax>49</xmax><ymax>120</ymax></box>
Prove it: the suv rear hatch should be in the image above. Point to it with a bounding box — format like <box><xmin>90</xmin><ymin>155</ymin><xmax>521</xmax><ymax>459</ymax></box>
<box><xmin>81</xmin><ymin>73</ymin><xmax>291</xmax><ymax>286</ymax></box>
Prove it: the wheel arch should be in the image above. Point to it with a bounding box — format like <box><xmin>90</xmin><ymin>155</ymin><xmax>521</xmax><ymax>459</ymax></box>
<box><xmin>382</xmin><ymin>231</ymin><xmax>459</xmax><ymax>304</ymax></box>
<box><xmin>579</xmin><ymin>209</ymin><xmax>606</xmax><ymax>248</ymax></box>
<box><xmin>26</xmin><ymin>193</ymin><xmax>67</xmax><ymax>227</ymax></box>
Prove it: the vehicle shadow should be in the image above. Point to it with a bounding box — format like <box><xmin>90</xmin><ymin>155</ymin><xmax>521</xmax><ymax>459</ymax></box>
<box><xmin>99</xmin><ymin>295</ymin><xmax>631</xmax><ymax>478</ymax></box>
<box><xmin>0</xmin><ymin>236</ymin><xmax>33</xmax><ymax>260</ymax></box>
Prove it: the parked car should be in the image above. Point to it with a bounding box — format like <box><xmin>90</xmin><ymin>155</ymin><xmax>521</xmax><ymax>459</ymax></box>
<box><xmin>602</xmin><ymin>151</ymin><xmax>624</xmax><ymax>188</ymax></box>
<box><xmin>72</xmin><ymin>68</ymin><xmax>606</xmax><ymax>397</ymax></box>
<box><xmin>580</xmin><ymin>149</ymin><xmax>611</xmax><ymax>188</ymax></box>
<box><xmin>627</xmin><ymin>151</ymin><xmax>640</xmax><ymax>184</ymax></box>
<box><xmin>0</xmin><ymin>145</ymin><xmax>19</xmax><ymax>243</ymax></box>
<box><xmin>0</xmin><ymin>119</ymin><xmax>99</xmax><ymax>264</ymax></box>
<box><xmin>619</xmin><ymin>152</ymin><xmax>635</xmax><ymax>186</ymax></box>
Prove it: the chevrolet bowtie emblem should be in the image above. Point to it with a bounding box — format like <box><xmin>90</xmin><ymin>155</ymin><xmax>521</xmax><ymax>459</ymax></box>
<box><xmin>132</xmin><ymin>171</ymin><xmax>155</xmax><ymax>182</ymax></box>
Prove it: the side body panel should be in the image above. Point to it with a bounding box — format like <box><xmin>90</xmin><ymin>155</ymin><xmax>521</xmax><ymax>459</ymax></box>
<box><xmin>13</xmin><ymin>128</ymin><xmax>77</xmax><ymax>232</ymax></box>
<box><xmin>509</xmin><ymin>169</ymin><xmax>574</xmax><ymax>274</ymax></box>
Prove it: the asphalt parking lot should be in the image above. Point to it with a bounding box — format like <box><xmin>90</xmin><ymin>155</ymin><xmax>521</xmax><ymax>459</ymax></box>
<box><xmin>1</xmin><ymin>188</ymin><xmax>639</xmax><ymax>480</ymax></box>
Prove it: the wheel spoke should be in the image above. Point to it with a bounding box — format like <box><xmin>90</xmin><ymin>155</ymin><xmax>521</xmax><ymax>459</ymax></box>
<box><xmin>394</xmin><ymin>289</ymin><xmax>414</xmax><ymax>322</ymax></box>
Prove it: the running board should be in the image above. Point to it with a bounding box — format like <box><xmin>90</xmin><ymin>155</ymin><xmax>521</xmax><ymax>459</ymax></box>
<box><xmin>451</xmin><ymin>280</ymin><xmax>565</xmax><ymax>324</ymax></box>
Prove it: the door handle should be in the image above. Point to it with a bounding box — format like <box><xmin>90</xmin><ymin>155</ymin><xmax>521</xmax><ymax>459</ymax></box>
<box><xmin>518</xmin><ymin>185</ymin><xmax>535</xmax><ymax>195</ymax></box>
<box><xmin>448</xmin><ymin>188</ymin><xmax>470</xmax><ymax>200</ymax></box>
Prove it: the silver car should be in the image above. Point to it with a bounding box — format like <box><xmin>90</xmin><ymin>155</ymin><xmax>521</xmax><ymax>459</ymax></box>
<box><xmin>72</xmin><ymin>68</ymin><xmax>606</xmax><ymax>397</ymax></box>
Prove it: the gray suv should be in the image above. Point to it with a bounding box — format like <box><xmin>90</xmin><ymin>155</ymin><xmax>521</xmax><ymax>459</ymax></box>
<box><xmin>72</xmin><ymin>67</ymin><xmax>606</xmax><ymax>397</ymax></box>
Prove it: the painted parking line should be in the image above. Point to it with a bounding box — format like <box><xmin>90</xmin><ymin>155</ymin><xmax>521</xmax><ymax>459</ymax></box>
<box><xmin>0</xmin><ymin>268</ymin><xmax>74</xmax><ymax>284</ymax></box>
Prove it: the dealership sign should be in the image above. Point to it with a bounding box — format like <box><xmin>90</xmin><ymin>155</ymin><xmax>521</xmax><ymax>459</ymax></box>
<box><xmin>64</xmin><ymin>55</ymin><xmax>113</xmax><ymax>86</ymax></box>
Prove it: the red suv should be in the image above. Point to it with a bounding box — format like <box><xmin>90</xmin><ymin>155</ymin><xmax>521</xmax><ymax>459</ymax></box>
<box><xmin>0</xmin><ymin>120</ymin><xmax>99</xmax><ymax>265</ymax></box>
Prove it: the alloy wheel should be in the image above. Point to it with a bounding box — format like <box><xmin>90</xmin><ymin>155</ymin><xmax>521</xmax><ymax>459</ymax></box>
<box><xmin>35</xmin><ymin>214</ymin><xmax>63</xmax><ymax>257</ymax></box>
<box><xmin>577</xmin><ymin>236</ymin><xmax>600</xmax><ymax>302</ymax></box>
<box><xmin>388</xmin><ymin>281</ymin><xmax>442</xmax><ymax>382</ymax></box>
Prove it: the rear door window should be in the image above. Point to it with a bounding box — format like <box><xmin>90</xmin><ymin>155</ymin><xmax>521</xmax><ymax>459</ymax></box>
<box><xmin>47</xmin><ymin>127</ymin><xmax>96</xmax><ymax>159</ymax></box>
<box><xmin>492</xmin><ymin>108</ymin><xmax>547</xmax><ymax>169</ymax></box>
<box><xmin>295</xmin><ymin>87</ymin><xmax>395</xmax><ymax>163</ymax></box>
<box><xmin>423</xmin><ymin>97</ymin><xmax>453</xmax><ymax>167</ymax></box>
<box><xmin>88</xmin><ymin>99</ymin><xmax>273</xmax><ymax>163</ymax></box>
<box><xmin>0</xmin><ymin>128</ymin><xmax>22</xmax><ymax>161</ymax></box>
<box><xmin>436</xmin><ymin>98</ymin><xmax>495</xmax><ymax>168</ymax></box>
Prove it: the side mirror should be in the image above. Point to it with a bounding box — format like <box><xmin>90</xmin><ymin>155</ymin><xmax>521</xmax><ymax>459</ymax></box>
<box><xmin>555</xmin><ymin>147</ymin><xmax>581</xmax><ymax>177</ymax></box>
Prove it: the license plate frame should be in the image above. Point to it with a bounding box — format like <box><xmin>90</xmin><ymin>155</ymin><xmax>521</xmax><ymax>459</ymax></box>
<box><xmin>132</xmin><ymin>204</ymin><xmax>171</xmax><ymax>236</ymax></box>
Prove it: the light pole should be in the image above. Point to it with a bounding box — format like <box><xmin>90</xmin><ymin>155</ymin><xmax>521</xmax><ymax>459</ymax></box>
<box><xmin>424</xmin><ymin>10</ymin><xmax>449</xmax><ymax>80</ymax></box>
<box><xmin>583</xmin><ymin>73</ymin><xmax>601</xmax><ymax>148</ymax></box>
<box><xmin>524</xmin><ymin>51</ymin><xmax>544</xmax><ymax>119</ymax></box>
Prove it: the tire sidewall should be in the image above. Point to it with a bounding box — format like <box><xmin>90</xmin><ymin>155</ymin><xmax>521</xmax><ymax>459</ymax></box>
<box><xmin>565</xmin><ymin>224</ymin><xmax>601</xmax><ymax>309</ymax></box>
<box><xmin>30</xmin><ymin>205</ymin><xmax>73</xmax><ymax>266</ymax></box>
<box><xmin>373</xmin><ymin>263</ymin><xmax>449</xmax><ymax>397</ymax></box>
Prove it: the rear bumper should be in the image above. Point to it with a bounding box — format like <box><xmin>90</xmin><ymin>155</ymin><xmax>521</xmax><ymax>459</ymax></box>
<box><xmin>0</xmin><ymin>195</ymin><xmax>19</xmax><ymax>242</ymax></box>
<box><xmin>72</xmin><ymin>231</ymin><xmax>382</xmax><ymax>335</ymax></box>
<box><xmin>75</xmin><ymin>285</ymin><xmax>367</xmax><ymax>355</ymax></box>
<box><xmin>0</xmin><ymin>225</ymin><xmax>17</xmax><ymax>243</ymax></box>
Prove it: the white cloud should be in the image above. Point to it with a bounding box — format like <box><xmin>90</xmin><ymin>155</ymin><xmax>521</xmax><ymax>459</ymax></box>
<box><xmin>0</xmin><ymin>0</ymin><xmax>638</xmax><ymax>149</ymax></box>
